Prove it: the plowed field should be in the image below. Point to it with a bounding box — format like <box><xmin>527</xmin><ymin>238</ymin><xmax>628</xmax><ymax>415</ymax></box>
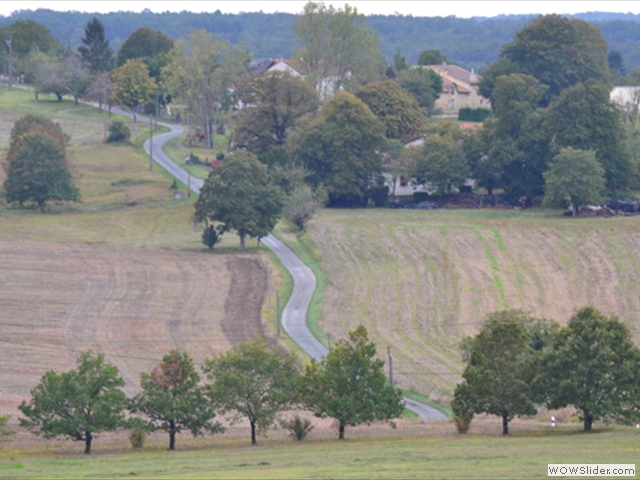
<box><xmin>0</xmin><ymin>242</ymin><xmax>268</xmax><ymax>413</ymax></box>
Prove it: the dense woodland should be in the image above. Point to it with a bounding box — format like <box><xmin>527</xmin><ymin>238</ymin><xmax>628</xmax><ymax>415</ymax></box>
<box><xmin>2</xmin><ymin>9</ymin><xmax>640</xmax><ymax>73</ymax></box>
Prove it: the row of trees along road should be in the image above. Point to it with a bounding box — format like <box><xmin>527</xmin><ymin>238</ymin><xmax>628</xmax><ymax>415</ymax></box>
<box><xmin>453</xmin><ymin>307</ymin><xmax>640</xmax><ymax>436</ymax></box>
<box><xmin>18</xmin><ymin>327</ymin><xmax>404</xmax><ymax>453</ymax></box>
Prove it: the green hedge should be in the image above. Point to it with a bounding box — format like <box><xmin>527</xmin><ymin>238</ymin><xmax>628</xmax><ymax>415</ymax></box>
<box><xmin>458</xmin><ymin>107</ymin><xmax>492</xmax><ymax>122</ymax></box>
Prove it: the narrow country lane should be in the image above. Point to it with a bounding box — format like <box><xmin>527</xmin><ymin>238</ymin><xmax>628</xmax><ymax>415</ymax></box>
<box><xmin>133</xmin><ymin>113</ymin><xmax>445</xmax><ymax>421</ymax></box>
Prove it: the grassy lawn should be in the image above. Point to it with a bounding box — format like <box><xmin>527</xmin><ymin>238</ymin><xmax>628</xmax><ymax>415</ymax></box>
<box><xmin>0</xmin><ymin>426</ymin><xmax>638</xmax><ymax>478</ymax></box>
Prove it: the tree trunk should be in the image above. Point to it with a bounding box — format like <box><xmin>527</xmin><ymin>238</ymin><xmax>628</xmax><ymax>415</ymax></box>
<box><xmin>573</xmin><ymin>204</ymin><xmax>578</xmax><ymax>217</ymax></box>
<box><xmin>56</xmin><ymin>93</ymin><xmax>62</xmax><ymax>102</ymax></box>
<box><xmin>38</xmin><ymin>200</ymin><xmax>46</xmax><ymax>213</ymax></box>
<box><xmin>338</xmin><ymin>422</ymin><xmax>345</xmax><ymax>440</ymax></box>
<box><xmin>84</xmin><ymin>431</ymin><xmax>92</xmax><ymax>454</ymax></box>
<box><xmin>169</xmin><ymin>421</ymin><xmax>176</xmax><ymax>450</ymax></box>
<box><xmin>251</xmin><ymin>421</ymin><xmax>257</xmax><ymax>445</ymax></box>
<box><xmin>502</xmin><ymin>412</ymin><xmax>509</xmax><ymax>436</ymax></box>
<box><xmin>239</xmin><ymin>232</ymin><xmax>246</xmax><ymax>250</ymax></box>
<box><xmin>584</xmin><ymin>412</ymin><xmax>593</xmax><ymax>432</ymax></box>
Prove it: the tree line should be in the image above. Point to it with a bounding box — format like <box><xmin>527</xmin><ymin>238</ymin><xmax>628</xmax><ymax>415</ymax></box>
<box><xmin>3</xmin><ymin>8</ymin><xmax>640</xmax><ymax>73</ymax></box>
<box><xmin>453</xmin><ymin>307</ymin><xmax>640</xmax><ymax>435</ymax></box>
<box><xmin>16</xmin><ymin>327</ymin><xmax>403</xmax><ymax>453</ymax></box>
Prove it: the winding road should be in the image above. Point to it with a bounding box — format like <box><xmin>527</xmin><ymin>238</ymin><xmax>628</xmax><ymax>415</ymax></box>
<box><xmin>136</xmin><ymin>113</ymin><xmax>445</xmax><ymax>421</ymax></box>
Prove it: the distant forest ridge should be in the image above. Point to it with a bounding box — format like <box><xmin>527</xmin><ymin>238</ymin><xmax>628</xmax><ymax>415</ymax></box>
<box><xmin>2</xmin><ymin>9</ymin><xmax>640</xmax><ymax>73</ymax></box>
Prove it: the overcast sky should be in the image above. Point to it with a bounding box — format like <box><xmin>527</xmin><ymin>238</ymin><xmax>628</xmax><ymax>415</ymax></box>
<box><xmin>2</xmin><ymin>1</ymin><xmax>640</xmax><ymax>19</ymax></box>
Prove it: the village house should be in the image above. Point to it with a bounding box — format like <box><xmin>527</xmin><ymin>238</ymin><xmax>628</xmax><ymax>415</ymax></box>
<box><xmin>416</xmin><ymin>64</ymin><xmax>489</xmax><ymax>114</ymax></box>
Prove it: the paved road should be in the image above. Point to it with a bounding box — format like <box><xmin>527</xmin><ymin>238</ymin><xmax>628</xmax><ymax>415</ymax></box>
<box><xmin>135</xmin><ymin>113</ymin><xmax>445</xmax><ymax>421</ymax></box>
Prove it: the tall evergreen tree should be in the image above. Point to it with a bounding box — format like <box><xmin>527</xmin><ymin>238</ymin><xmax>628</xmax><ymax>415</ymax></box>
<box><xmin>78</xmin><ymin>18</ymin><xmax>113</xmax><ymax>74</ymax></box>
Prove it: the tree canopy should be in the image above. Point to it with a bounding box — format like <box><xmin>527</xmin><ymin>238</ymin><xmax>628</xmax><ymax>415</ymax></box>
<box><xmin>232</xmin><ymin>71</ymin><xmax>319</xmax><ymax>155</ymax></box>
<box><xmin>116</xmin><ymin>27</ymin><xmax>173</xmax><ymax>67</ymax></box>
<box><xmin>354</xmin><ymin>80</ymin><xmax>427</xmax><ymax>141</ymax></box>
<box><xmin>299</xmin><ymin>325</ymin><xmax>404</xmax><ymax>440</ymax></box>
<box><xmin>456</xmin><ymin>310</ymin><xmax>539</xmax><ymax>435</ymax></box>
<box><xmin>534</xmin><ymin>307</ymin><xmax>640</xmax><ymax>431</ymax></box>
<box><xmin>18</xmin><ymin>351</ymin><xmax>126</xmax><ymax>454</ymax></box>
<box><xmin>501</xmin><ymin>14</ymin><xmax>611</xmax><ymax>105</ymax></box>
<box><xmin>111</xmin><ymin>59</ymin><xmax>157</xmax><ymax>120</ymax></box>
<box><xmin>203</xmin><ymin>339</ymin><xmax>300</xmax><ymax>445</ymax></box>
<box><xmin>3</xmin><ymin>115</ymin><xmax>79</xmax><ymax>213</ymax></box>
<box><xmin>193</xmin><ymin>150</ymin><xmax>283</xmax><ymax>249</ymax></box>
<box><xmin>128</xmin><ymin>349</ymin><xmax>221</xmax><ymax>450</ymax></box>
<box><xmin>293</xmin><ymin>90</ymin><xmax>386</xmax><ymax>207</ymax></box>
<box><xmin>78</xmin><ymin>17</ymin><xmax>113</xmax><ymax>73</ymax></box>
<box><xmin>395</xmin><ymin>68</ymin><xmax>443</xmax><ymax>115</ymax></box>
<box><xmin>293</xmin><ymin>2</ymin><xmax>385</xmax><ymax>99</ymax></box>
<box><xmin>543</xmin><ymin>147</ymin><xmax>606</xmax><ymax>216</ymax></box>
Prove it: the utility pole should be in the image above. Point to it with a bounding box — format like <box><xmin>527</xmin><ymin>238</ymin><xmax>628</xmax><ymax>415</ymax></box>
<box><xmin>7</xmin><ymin>31</ymin><xmax>13</xmax><ymax>91</ymax></box>
<box><xmin>388</xmin><ymin>346</ymin><xmax>394</xmax><ymax>387</ymax></box>
<box><xmin>276</xmin><ymin>291</ymin><xmax>281</xmax><ymax>337</ymax></box>
<box><xmin>149</xmin><ymin>116</ymin><xmax>153</xmax><ymax>172</ymax></box>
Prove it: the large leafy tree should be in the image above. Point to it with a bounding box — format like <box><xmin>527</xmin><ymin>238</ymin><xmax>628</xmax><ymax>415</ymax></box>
<box><xmin>293</xmin><ymin>2</ymin><xmax>385</xmax><ymax>99</ymax></box>
<box><xmin>116</xmin><ymin>27</ymin><xmax>174</xmax><ymax>77</ymax></box>
<box><xmin>0</xmin><ymin>20</ymin><xmax>62</xmax><ymax>65</ymax></box>
<box><xmin>543</xmin><ymin>147</ymin><xmax>606</xmax><ymax>216</ymax></box>
<box><xmin>300</xmin><ymin>325</ymin><xmax>404</xmax><ymax>440</ymax></box>
<box><xmin>77</xmin><ymin>17</ymin><xmax>113</xmax><ymax>74</ymax></box>
<box><xmin>534</xmin><ymin>307</ymin><xmax>640</xmax><ymax>431</ymax></box>
<box><xmin>163</xmin><ymin>29</ymin><xmax>250</xmax><ymax>149</ymax></box>
<box><xmin>395</xmin><ymin>68</ymin><xmax>443</xmax><ymax>116</ymax></box>
<box><xmin>232</xmin><ymin>71</ymin><xmax>319</xmax><ymax>155</ymax></box>
<box><xmin>417</xmin><ymin>49</ymin><xmax>450</xmax><ymax>66</ymax></box>
<box><xmin>128</xmin><ymin>349</ymin><xmax>221</xmax><ymax>451</ymax></box>
<box><xmin>456</xmin><ymin>310</ymin><xmax>538</xmax><ymax>436</ymax></box>
<box><xmin>543</xmin><ymin>80</ymin><xmax>632</xmax><ymax>190</ymax></box>
<box><xmin>111</xmin><ymin>59</ymin><xmax>157</xmax><ymax>122</ymax></box>
<box><xmin>293</xmin><ymin>90</ymin><xmax>386</xmax><ymax>207</ymax></box>
<box><xmin>193</xmin><ymin>150</ymin><xmax>282</xmax><ymax>249</ymax></box>
<box><xmin>354</xmin><ymin>80</ymin><xmax>427</xmax><ymax>141</ymax></box>
<box><xmin>202</xmin><ymin>339</ymin><xmax>300</xmax><ymax>445</ymax></box>
<box><xmin>41</xmin><ymin>54</ymin><xmax>93</xmax><ymax>105</ymax></box>
<box><xmin>501</xmin><ymin>14</ymin><xmax>611</xmax><ymax>106</ymax></box>
<box><xmin>18</xmin><ymin>351</ymin><xmax>126</xmax><ymax>454</ymax></box>
<box><xmin>406</xmin><ymin>127</ymin><xmax>469</xmax><ymax>195</ymax></box>
<box><xmin>3</xmin><ymin>115</ymin><xmax>79</xmax><ymax>213</ymax></box>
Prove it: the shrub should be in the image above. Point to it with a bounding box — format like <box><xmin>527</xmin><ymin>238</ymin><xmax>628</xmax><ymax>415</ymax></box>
<box><xmin>458</xmin><ymin>107</ymin><xmax>492</xmax><ymax>122</ymax></box>
<box><xmin>129</xmin><ymin>428</ymin><xmax>146</xmax><ymax>449</ymax></box>
<box><xmin>368</xmin><ymin>185</ymin><xmax>389</xmax><ymax>207</ymax></box>
<box><xmin>107</xmin><ymin>119</ymin><xmax>131</xmax><ymax>143</ymax></box>
<box><xmin>280</xmin><ymin>415</ymin><xmax>314</xmax><ymax>441</ymax></box>
<box><xmin>452</xmin><ymin>385</ymin><xmax>474</xmax><ymax>434</ymax></box>
<box><xmin>202</xmin><ymin>225</ymin><xmax>220</xmax><ymax>250</ymax></box>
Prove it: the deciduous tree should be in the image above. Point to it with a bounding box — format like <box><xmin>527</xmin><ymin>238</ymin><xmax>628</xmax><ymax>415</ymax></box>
<box><xmin>417</xmin><ymin>49</ymin><xmax>450</xmax><ymax>66</ymax></box>
<box><xmin>294</xmin><ymin>2</ymin><xmax>385</xmax><ymax>99</ymax></box>
<box><xmin>543</xmin><ymin>147</ymin><xmax>606</xmax><ymax>216</ymax></box>
<box><xmin>501</xmin><ymin>14</ymin><xmax>611</xmax><ymax>105</ymax></box>
<box><xmin>128</xmin><ymin>349</ymin><xmax>221</xmax><ymax>451</ymax></box>
<box><xmin>111</xmin><ymin>59</ymin><xmax>157</xmax><ymax>122</ymax></box>
<box><xmin>299</xmin><ymin>325</ymin><xmax>404</xmax><ymax>440</ymax></box>
<box><xmin>354</xmin><ymin>80</ymin><xmax>427</xmax><ymax>141</ymax></box>
<box><xmin>293</xmin><ymin>91</ymin><xmax>386</xmax><ymax>207</ymax></box>
<box><xmin>232</xmin><ymin>71</ymin><xmax>319</xmax><ymax>155</ymax></box>
<box><xmin>534</xmin><ymin>307</ymin><xmax>640</xmax><ymax>431</ymax></box>
<box><xmin>163</xmin><ymin>29</ymin><xmax>250</xmax><ymax>148</ymax></box>
<box><xmin>3</xmin><ymin>115</ymin><xmax>79</xmax><ymax>213</ymax></box>
<box><xmin>18</xmin><ymin>351</ymin><xmax>126</xmax><ymax>454</ymax></box>
<box><xmin>395</xmin><ymin>68</ymin><xmax>443</xmax><ymax>115</ymax></box>
<box><xmin>193</xmin><ymin>151</ymin><xmax>282</xmax><ymax>249</ymax></box>
<box><xmin>203</xmin><ymin>339</ymin><xmax>300</xmax><ymax>445</ymax></box>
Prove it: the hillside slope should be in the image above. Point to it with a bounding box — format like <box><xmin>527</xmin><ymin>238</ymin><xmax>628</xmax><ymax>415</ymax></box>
<box><xmin>307</xmin><ymin>208</ymin><xmax>640</xmax><ymax>404</ymax></box>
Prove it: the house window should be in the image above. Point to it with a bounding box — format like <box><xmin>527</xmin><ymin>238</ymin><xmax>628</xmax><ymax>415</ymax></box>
<box><xmin>449</xmin><ymin>85</ymin><xmax>455</xmax><ymax>95</ymax></box>
<box><xmin>450</xmin><ymin>99</ymin><xmax>455</xmax><ymax>111</ymax></box>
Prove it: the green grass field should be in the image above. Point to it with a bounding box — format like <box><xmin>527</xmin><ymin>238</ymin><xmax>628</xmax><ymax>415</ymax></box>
<box><xmin>1</xmin><ymin>426</ymin><xmax>638</xmax><ymax>478</ymax></box>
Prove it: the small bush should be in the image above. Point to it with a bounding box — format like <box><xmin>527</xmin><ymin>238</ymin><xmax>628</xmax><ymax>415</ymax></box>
<box><xmin>216</xmin><ymin>151</ymin><xmax>225</xmax><ymax>161</ymax></box>
<box><xmin>129</xmin><ymin>429</ymin><xmax>146</xmax><ymax>449</ymax></box>
<box><xmin>451</xmin><ymin>390</ymin><xmax>474</xmax><ymax>434</ymax></box>
<box><xmin>107</xmin><ymin>119</ymin><xmax>131</xmax><ymax>143</ymax></box>
<box><xmin>368</xmin><ymin>185</ymin><xmax>389</xmax><ymax>207</ymax></box>
<box><xmin>202</xmin><ymin>225</ymin><xmax>220</xmax><ymax>250</ymax></box>
<box><xmin>280</xmin><ymin>415</ymin><xmax>314</xmax><ymax>441</ymax></box>
<box><xmin>458</xmin><ymin>107</ymin><xmax>492</xmax><ymax>123</ymax></box>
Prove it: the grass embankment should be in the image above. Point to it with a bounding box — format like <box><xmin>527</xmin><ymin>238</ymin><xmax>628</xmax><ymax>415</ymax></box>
<box><xmin>304</xmin><ymin>208</ymin><xmax>640</xmax><ymax>406</ymax></box>
<box><xmin>0</xmin><ymin>427</ymin><xmax>638</xmax><ymax>478</ymax></box>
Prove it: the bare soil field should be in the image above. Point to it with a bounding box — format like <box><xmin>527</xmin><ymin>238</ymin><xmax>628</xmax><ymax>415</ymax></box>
<box><xmin>303</xmin><ymin>208</ymin><xmax>640</xmax><ymax>404</ymax></box>
<box><xmin>0</xmin><ymin>241</ymin><xmax>268</xmax><ymax>416</ymax></box>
